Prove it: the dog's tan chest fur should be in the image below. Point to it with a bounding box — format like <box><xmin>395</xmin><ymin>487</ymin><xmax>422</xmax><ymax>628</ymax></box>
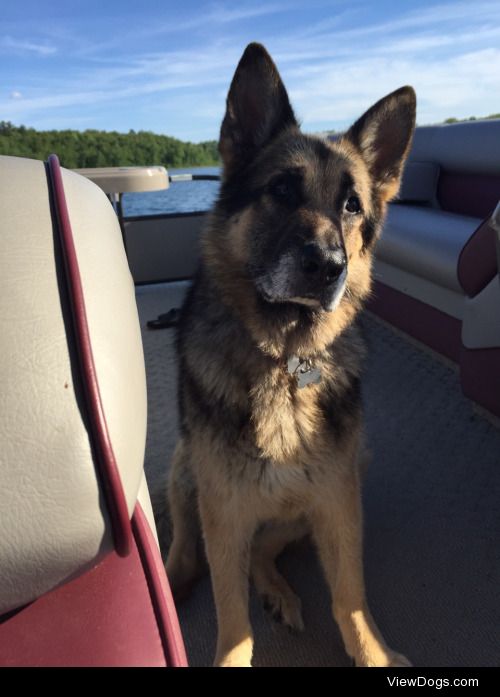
<box><xmin>250</xmin><ymin>367</ymin><xmax>319</xmax><ymax>461</ymax></box>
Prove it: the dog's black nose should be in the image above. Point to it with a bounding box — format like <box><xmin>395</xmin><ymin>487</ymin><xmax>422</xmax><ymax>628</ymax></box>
<box><xmin>300</xmin><ymin>244</ymin><xmax>346</xmax><ymax>285</ymax></box>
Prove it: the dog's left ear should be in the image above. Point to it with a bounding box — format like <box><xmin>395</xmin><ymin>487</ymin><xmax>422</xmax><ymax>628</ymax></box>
<box><xmin>345</xmin><ymin>86</ymin><xmax>416</xmax><ymax>202</ymax></box>
<box><xmin>219</xmin><ymin>43</ymin><xmax>297</xmax><ymax>177</ymax></box>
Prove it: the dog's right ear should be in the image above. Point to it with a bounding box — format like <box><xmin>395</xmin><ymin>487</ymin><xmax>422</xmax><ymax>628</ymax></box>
<box><xmin>344</xmin><ymin>86</ymin><xmax>416</xmax><ymax>203</ymax></box>
<box><xmin>219</xmin><ymin>43</ymin><xmax>297</xmax><ymax>177</ymax></box>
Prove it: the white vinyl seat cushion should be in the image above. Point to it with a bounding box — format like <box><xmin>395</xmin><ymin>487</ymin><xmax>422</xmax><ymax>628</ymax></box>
<box><xmin>377</xmin><ymin>205</ymin><xmax>482</xmax><ymax>293</ymax></box>
<box><xmin>0</xmin><ymin>155</ymin><xmax>147</xmax><ymax>614</ymax></box>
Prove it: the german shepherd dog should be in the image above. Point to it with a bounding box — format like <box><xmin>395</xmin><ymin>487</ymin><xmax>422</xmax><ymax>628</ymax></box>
<box><xmin>166</xmin><ymin>43</ymin><xmax>416</xmax><ymax>667</ymax></box>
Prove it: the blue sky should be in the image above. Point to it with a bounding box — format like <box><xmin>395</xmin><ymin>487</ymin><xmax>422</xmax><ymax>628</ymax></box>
<box><xmin>1</xmin><ymin>0</ymin><xmax>500</xmax><ymax>141</ymax></box>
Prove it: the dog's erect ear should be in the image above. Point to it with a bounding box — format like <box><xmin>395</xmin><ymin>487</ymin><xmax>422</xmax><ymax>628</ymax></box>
<box><xmin>344</xmin><ymin>86</ymin><xmax>416</xmax><ymax>202</ymax></box>
<box><xmin>219</xmin><ymin>43</ymin><xmax>297</xmax><ymax>176</ymax></box>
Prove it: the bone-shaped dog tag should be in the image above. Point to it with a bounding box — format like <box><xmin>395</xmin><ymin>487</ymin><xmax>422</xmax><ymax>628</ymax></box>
<box><xmin>287</xmin><ymin>357</ymin><xmax>322</xmax><ymax>389</ymax></box>
<box><xmin>297</xmin><ymin>364</ymin><xmax>322</xmax><ymax>388</ymax></box>
<box><xmin>287</xmin><ymin>356</ymin><xmax>301</xmax><ymax>375</ymax></box>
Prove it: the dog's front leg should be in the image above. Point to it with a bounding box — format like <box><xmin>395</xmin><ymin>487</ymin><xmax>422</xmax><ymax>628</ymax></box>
<box><xmin>311</xmin><ymin>472</ymin><xmax>411</xmax><ymax>667</ymax></box>
<box><xmin>199</xmin><ymin>491</ymin><xmax>256</xmax><ymax>667</ymax></box>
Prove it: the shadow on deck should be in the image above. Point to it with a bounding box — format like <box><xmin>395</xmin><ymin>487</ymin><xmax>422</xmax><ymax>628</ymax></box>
<box><xmin>136</xmin><ymin>281</ymin><xmax>500</xmax><ymax>668</ymax></box>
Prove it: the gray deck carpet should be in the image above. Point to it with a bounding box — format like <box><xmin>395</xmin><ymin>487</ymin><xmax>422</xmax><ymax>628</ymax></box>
<box><xmin>135</xmin><ymin>281</ymin><xmax>500</xmax><ymax>668</ymax></box>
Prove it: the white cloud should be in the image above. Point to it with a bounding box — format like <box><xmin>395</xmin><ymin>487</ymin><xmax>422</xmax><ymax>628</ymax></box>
<box><xmin>0</xmin><ymin>36</ymin><xmax>56</xmax><ymax>56</ymax></box>
<box><xmin>180</xmin><ymin>1</ymin><xmax>293</xmax><ymax>28</ymax></box>
<box><xmin>2</xmin><ymin>1</ymin><xmax>500</xmax><ymax>138</ymax></box>
<box><xmin>285</xmin><ymin>45</ymin><xmax>500</xmax><ymax>129</ymax></box>
<box><xmin>70</xmin><ymin>1</ymin><xmax>299</xmax><ymax>59</ymax></box>
<box><xmin>10</xmin><ymin>91</ymin><xmax>22</xmax><ymax>100</ymax></box>
<box><xmin>263</xmin><ymin>1</ymin><xmax>500</xmax><ymax>129</ymax></box>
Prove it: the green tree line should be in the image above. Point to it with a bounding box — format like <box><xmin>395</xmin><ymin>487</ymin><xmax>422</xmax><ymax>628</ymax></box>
<box><xmin>321</xmin><ymin>112</ymin><xmax>500</xmax><ymax>137</ymax></box>
<box><xmin>2</xmin><ymin>114</ymin><xmax>499</xmax><ymax>168</ymax></box>
<box><xmin>0</xmin><ymin>121</ymin><xmax>220</xmax><ymax>168</ymax></box>
<box><xmin>443</xmin><ymin>113</ymin><xmax>500</xmax><ymax>124</ymax></box>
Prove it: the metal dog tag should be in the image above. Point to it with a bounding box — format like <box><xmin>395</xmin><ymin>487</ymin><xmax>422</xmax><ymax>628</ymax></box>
<box><xmin>287</xmin><ymin>357</ymin><xmax>322</xmax><ymax>388</ymax></box>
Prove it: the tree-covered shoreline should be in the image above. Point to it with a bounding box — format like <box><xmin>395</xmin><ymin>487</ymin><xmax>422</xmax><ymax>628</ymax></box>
<box><xmin>0</xmin><ymin>121</ymin><xmax>220</xmax><ymax>169</ymax></box>
<box><xmin>318</xmin><ymin>113</ymin><xmax>500</xmax><ymax>138</ymax></box>
<box><xmin>2</xmin><ymin>113</ymin><xmax>499</xmax><ymax>169</ymax></box>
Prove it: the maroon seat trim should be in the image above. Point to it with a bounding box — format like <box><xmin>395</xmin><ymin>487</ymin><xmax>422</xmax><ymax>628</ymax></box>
<box><xmin>132</xmin><ymin>503</ymin><xmax>188</xmax><ymax>667</ymax></box>
<box><xmin>460</xmin><ymin>346</ymin><xmax>500</xmax><ymax>419</ymax></box>
<box><xmin>368</xmin><ymin>281</ymin><xmax>462</xmax><ymax>363</ymax></box>
<box><xmin>46</xmin><ymin>154</ymin><xmax>132</xmax><ymax>557</ymax></box>
<box><xmin>457</xmin><ymin>219</ymin><xmax>497</xmax><ymax>298</ymax></box>
<box><xmin>0</xmin><ymin>514</ymin><xmax>183</xmax><ymax>666</ymax></box>
<box><xmin>437</xmin><ymin>170</ymin><xmax>500</xmax><ymax>219</ymax></box>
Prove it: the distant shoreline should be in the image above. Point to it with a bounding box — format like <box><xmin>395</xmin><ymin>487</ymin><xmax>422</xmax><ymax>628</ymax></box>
<box><xmin>3</xmin><ymin>114</ymin><xmax>499</xmax><ymax>170</ymax></box>
<box><xmin>0</xmin><ymin>121</ymin><xmax>220</xmax><ymax>170</ymax></box>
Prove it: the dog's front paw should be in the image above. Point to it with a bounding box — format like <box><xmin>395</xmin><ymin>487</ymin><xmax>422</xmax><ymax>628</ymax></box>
<box><xmin>214</xmin><ymin>637</ymin><xmax>253</xmax><ymax>667</ymax></box>
<box><xmin>355</xmin><ymin>649</ymin><xmax>413</xmax><ymax>668</ymax></box>
<box><xmin>215</xmin><ymin>657</ymin><xmax>252</xmax><ymax>668</ymax></box>
<box><xmin>386</xmin><ymin>652</ymin><xmax>412</xmax><ymax>667</ymax></box>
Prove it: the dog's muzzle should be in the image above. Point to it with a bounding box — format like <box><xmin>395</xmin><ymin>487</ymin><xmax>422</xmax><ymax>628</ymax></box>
<box><xmin>297</xmin><ymin>243</ymin><xmax>347</xmax><ymax>312</ymax></box>
<box><xmin>300</xmin><ymin>243</ymin><xmax>346</xmax><ymax>286</ymax></box>
<box><xmin>256</xmin><ymin>242</ymin><xmax>348</xmax><ymax>312</ymax></box>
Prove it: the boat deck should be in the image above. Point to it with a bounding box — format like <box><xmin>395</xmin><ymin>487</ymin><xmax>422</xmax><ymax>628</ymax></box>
<box><xmin>136</xmin><ymin>281</ymin><xmax>500</xmax><ymax>667</ymax></box>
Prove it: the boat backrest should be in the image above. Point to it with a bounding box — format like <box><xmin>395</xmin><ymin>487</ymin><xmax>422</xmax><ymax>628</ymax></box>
<box><xmin>402</xmin><ymin>120</ymin><xmax>500</xmax><ymax>218</ymax></box>
<box><xmin>0</xmin><ymin>155</ymin><xmax>147</xmax><ymax>615</ymax></box>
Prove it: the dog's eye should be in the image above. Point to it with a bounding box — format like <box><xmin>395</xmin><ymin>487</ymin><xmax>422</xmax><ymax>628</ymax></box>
<box><xmin>268</xmin><ymin>177</ymin><xmax>293</xmax><ymax>201</ymax></box>
<box><xmin>345</xmin><ymin>195</ymin><xmax>361</xmax><ymax>214</ymax></box>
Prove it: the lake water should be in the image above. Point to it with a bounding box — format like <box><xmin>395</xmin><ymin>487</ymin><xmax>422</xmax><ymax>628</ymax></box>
<box><xmin>122</xmin><ymin>166</ymin><xmax>221</xmax><ymax>217</ymax></box>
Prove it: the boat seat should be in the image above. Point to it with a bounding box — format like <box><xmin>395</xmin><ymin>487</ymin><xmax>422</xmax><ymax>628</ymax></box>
<box><xmin>377</xmin><ymin>204</ymin><xmax>482</xmax><ymax>294</ymax></box>
<box><xmin>370</xmin><ymin>120</ymin><xmax>500</xmax><ymax>416</ymax></box>
<box><xmin>0</xmin><ymin>154</ymin><xmax>186</xmax><ymax>667</ymax></box>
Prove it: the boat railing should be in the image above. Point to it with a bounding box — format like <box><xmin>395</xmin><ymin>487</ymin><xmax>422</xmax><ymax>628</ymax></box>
<box><xmin>73</xmin><ymin>166</ymin><xmax>221</xmax><ymax>253</ymax></box>
<box><xmin>168</xmin><ymin>172</ymin><xmax>220</xmax><ymax>183</ymax></box>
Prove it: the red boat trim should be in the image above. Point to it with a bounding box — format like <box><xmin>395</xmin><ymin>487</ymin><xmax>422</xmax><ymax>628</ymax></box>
<box><xmin>132</xmin><ymin>503</ymin><xmax>188</xmax><ymax>667</ymax></box>
<box><xmin>457</xmin><ymin>219</ymin><xmax>497</xmax><ymax>298</ymax></box>
<box><xmin>460</xmin><ymin>345</ymin><xmax>500</xmax><ymax>419</ymax></box>
<box><xmin>437</xmin><ymin>170</ymin><xmax>500</xmax><ymax>219</ymax></box>
<box><xmin>368</xmin><ymin>280</ymin><xmax>462</xmax><ymax>363</ymax></box>
<box><xmin>46</xmin><ymin>154</ymin><xmax>132</xmax><ymax>557</ymax></box>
